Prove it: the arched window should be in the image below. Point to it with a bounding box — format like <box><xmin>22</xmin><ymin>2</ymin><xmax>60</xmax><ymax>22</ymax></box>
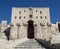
<box><xmin>24</xmin><ymin>10</ymin><xmax>26</xmax><ymax>12</ymax></box>
<box><xmin>29</xmin><ymin>15</ymin><xmax>32</xmax><ymax>18</ymax></box>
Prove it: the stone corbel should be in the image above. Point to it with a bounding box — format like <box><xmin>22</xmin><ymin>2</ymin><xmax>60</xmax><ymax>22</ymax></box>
<box><xmin>40</xmin><ymin>23</ymin><xmax>44</xmax><ymax>26</ymax></box>
<box><xmin>10</xmin><ymin>23</ymin><xmax>14</xmax><ymax>27</ymax></box>
<box><xmin>16</xmin><ymin>23</ymin><xmax>20</xmax><ymax>26</ymax></box>
<box><xmin>47</xmin><ymin>23</ymin><xmax>52</xmax><ymax>27</ymax></box>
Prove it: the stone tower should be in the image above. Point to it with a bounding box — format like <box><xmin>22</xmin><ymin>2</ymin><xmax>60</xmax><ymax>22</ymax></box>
<box><xmin>10</xmin><ymin>7</ymin><xmax>52</xmax><ymax>41</ymax></box>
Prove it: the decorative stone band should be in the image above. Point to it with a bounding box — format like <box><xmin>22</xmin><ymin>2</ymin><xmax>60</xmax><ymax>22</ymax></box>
<box><xmin>40</xmin><ymin>23</ymin><xmax>44</xmax><ymax>26</ymax></box>
<box><xmin>47</xmin><ymin>23</ymin><xmax>52</xmax><ymax>27</ymax></box>
<box><xmin>23</xmin><ymin>23</ymin><xmax>37</xmax><ymax>27</ymax></box>
<box><xmin>16</xmin><ymin>23</ymin><xmax>20</xmax><ymax>26</ymax></box>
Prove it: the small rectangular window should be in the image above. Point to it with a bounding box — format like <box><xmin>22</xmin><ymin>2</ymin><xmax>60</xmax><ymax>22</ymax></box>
<box><xmin>19</xmin><ymin>11</ymin><xmax>21</xmax><ymax>14</ymax></box>
<box><xmin>15</xmin><ymin>16</ymin><xmax>17</xmax><ymax>19</ymax></box>
<box><xmin>45</xmin><ymin>16</ymin><xmax>47</xmax><ymax>19</ymax></box>
<box><xmin>40</xmin><ymin>11</ymin><xmax>42</xmax><ymax>14</ymax></box>
<box><xmin>29</xmin><ymin>15</ymin><xmax>32</xmax><ymax>18</ymax></box>
<box><xmin>40</xmin><ymin>16</ymin><xmax>42</xmax><ymax>19</ymax></box>
<box><xmin>19</xmin><ymin>16</ymin><xmax>21</xmax><ymax>19</ymax></box>
<box><xmin>24</xmin><ymin>10</ymin><xmax>26</xmax><ymax>12</ymax></box>
<box><xmin>36</xmin><ymin>16</ymin><xmax>38</xmax><ymax>19</ymax></box>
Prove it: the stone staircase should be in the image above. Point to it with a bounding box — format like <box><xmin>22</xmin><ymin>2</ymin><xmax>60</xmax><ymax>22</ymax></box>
<box><xmin>14</xmin><ymin>39</ymin><xmax>46</xmax><ymax>49</ymax></box>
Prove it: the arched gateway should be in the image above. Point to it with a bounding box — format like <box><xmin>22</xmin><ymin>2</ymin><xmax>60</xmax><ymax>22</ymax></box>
<box><xmin>27</xmin><ymin>20</ymin><xmax>34</xmax><ymax>39</ymax></box>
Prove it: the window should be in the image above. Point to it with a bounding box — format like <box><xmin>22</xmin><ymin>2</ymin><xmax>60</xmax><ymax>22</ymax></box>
<box><xmin>40</xmin><ymin>11</ymin><xmax>42</xmax><ymax>14</ymax></box>
<box><xmin>45</xmin><ymin>16</ymin><xmax>47</xmax><ymax>19</ymax></box>
<box><xmin>36</xmin><ymin>10</ymin><xmax>38</xmax><ymax>12</ymax></box>
<box><xmin>36</xmin><ymin>16</ymin><xmax>38</xmax><ymax>19</ymax></box>
<box><xmin>19</xmin><ymin>11</ymin><xmax>21</xmax><ymax>14</ymax></box>
<box><xmin>40</xmin><ymin>16</ymin><xmax>42</xmax><ymax>19</ymax></box>
<box><xmin>15</xmin><ymin>16</ymin><xmax>17</xmax><ymax>19</ymax></box>
<box><xmin>24</xmin><ymin>16</ymin><xmax>26</xmax><ymax>19</ymax></box>
<box><xmin>29</xmin><ymin>15</ymin><xmax>32</xmax><ymax>18</ymax></box>
<box><xmin>24</xmin><ymin>10</ymin><xmax>26</xmax><ymax>12</ymax></box>
<box><xmin>19</xmin><ymin>16</ymin><xmax>21</xmax><ymax>19</ymax></box>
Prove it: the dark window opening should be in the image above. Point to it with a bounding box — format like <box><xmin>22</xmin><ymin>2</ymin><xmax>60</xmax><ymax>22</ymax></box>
<box><xmin>19</xmin><ymin>16</ymin><xmax>21</xmax><ymax>19</ymax></box>
<box><xmin>19</xmin><ymin>11</ymin><xmax>21</xmax><ymax>14</ymax></box>
<box><xmin>36</xmin><ymin>16</ymin><xmax>38</xmax><ymax>19</ymax></box>
<box><xmin>45</xmin><ymin>16</ymin><xmax>47</xmax><ymax>19</ymax></box>
<box><xmin>40</xmin><ymin>16</ymin><xmax>42</xmax><ymax>19</ymax></box>
<box><xmin>15</xmin><ymin>16</ymin><xmax>17</xmax><ymax>19</ymax></box>
<box><xmin>40</xmin><ymin>11</ymin><xmax>42</xmax><ymax>14</ymax></box>
<box><xmin>24</xmin><ymin>10</ymin><xmax>25</xmax><ymax>12</ymax></box>
<box><xmin>27</xmin><ymin>20</ymin><xmax>34</xmax><ymax>39</ymax></box>
<box><xmin>29</xmin><ymin>15</ymin><xmax>32</xmax><ymax>18</ymax></box>
<box><xmin>36</xmin><ymin>10</ymin><xmax>38</xmax><ymax>12</ymax></box>
<box><xmin>24</xmin><ymin>16</ymin><xmax>25</xmax><ymax>19</ymax></box>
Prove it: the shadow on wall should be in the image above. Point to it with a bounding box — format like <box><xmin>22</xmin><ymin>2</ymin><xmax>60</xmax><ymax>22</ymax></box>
<box><xmin>3</xmin><ymin>27</ymin><xmax>10</xmax><ymax>41</ymax></box>
<box><xmin>35</xmin><ymin>38</ymin><xmax>52</xmax><ymax>49</ymax></box>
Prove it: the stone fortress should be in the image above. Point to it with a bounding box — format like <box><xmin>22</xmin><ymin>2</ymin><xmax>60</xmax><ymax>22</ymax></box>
<box><xmin>0</xmin><ymin>7</ymin><xmax>60</xmax><ymax>43</ymax></box>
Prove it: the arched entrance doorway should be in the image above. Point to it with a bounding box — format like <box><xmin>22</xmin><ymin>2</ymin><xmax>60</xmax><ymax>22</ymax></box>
<box><xmin>27</xmin><ymin>20</ymin><xmax>34</xmax><ymax>39</ymax></box>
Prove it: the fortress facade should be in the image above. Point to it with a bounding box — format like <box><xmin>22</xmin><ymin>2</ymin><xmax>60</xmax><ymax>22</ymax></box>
<box><xmin>0</xmin><ymin>7</ymin><xmax>60</xmax><ymax>42</ymax></box>
<box><xmin>10</xmin><ymin>7</ymin><xmax>52</xmax><ymax>41</ymax></box>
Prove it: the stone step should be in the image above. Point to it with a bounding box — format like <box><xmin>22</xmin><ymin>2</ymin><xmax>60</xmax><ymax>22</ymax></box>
<box><xmin>14</xmin><ymin>39</ymin><xmax>46</xmax><ymax>49</ymax></box>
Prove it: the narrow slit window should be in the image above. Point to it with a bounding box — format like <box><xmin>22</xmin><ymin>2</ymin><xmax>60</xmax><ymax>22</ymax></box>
<box><xmin>15</xmin><ymin>16</ymin><xmax>17</xmax><ymax>19</ymax></box>
<box><xmin>29</xmin><ymin>15</ymin><xmax>32</xmax><ymax>18</ymax></box>
<box><xmin>40</xmin><ymin>16</ymin><xmax>42</xmax><ymax>19</ymax></box>
<box><xmin>24</xmin><ymin>10</ymin><xmax>26</xmax><ymax>12</ymax></box>
<box><xmin>19</xmin><ymin>16</ymin><xmax>21</xmax><ymax>19</ymax></box>
<box><xmin>24</xmin><ymin>16</ymin><xmax>26</xmax><ymax>19</ymax></box>
<box><xmin>45</xmin><ymin>16</ymin><xmax>47</xmax><ymax>19</ymax></box>
<box><xmin>40</xmin><ymin>11</ymin><xmax>42</xmax><ymax>14</ymax></box>
<box><xmin>19</xmin><ymin>11</ymin><xmax>21</xmax><ymax>14</ymax></box>
<box><xmin>36</xmin><ymin>16</ymin><xmax>38</xmax><ymax>19</ymax></box>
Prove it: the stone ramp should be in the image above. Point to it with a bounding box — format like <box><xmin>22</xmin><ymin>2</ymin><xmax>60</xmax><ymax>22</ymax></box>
<box><xmin>14</xmin><ymin>39</ymin><xmax>45</xmax><ymax>49</ymax></box>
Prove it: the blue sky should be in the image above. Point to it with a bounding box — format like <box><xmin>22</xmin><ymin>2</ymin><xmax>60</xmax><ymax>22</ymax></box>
<box><xmin>0</xmin><ymin>0</ymin><xmax>60</xmax><ymax>24</ymax></box>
